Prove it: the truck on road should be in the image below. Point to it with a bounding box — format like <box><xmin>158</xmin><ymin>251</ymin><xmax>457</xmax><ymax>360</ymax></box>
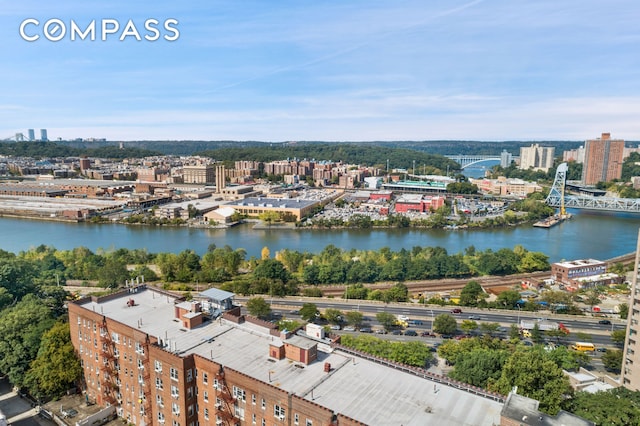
<box><xmin>520</xmin><ymin>319</ymin><xmax>569</xmax><ymax>334</ymax></box>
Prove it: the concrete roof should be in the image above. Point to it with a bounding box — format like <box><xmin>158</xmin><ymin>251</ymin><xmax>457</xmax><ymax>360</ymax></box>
<box><xmin>79</xmin><ymin>287</ymin><xmax>503</xmax><ymax>426</ymax></box>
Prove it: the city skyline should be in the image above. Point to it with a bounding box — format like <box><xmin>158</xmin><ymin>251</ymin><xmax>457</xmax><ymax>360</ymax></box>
<box><xmin>2</xmin><ymin>0</ymin><xmax>640</xmax><ymax>142</ymax></box>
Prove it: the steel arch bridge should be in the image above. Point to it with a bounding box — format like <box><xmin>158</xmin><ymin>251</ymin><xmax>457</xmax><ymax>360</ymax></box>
<box><xmin>445</xmin><ymin>155</ymin><xmax>503</xmax><ymax>169</ymax></box>
<box><xmin>546</xmin><ymin>163</ymin><xmax>640</xmax><ymax>213</ymax></box>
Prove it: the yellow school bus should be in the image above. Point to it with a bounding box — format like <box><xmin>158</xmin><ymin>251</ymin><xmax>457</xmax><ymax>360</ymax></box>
<box><xmin>572</xmin><ymin>342</ymin><xmax>596</xmax><ymax>351</ymax></box>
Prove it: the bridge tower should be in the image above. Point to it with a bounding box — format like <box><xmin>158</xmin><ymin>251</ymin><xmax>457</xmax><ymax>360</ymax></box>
<box><xmin>545</xmin><ymin>163</ymin><xmax>567</xmax><ymax>215</ymax></box>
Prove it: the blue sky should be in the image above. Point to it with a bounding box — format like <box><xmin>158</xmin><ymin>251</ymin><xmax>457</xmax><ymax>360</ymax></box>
<box><xmin>1</xmin><ymin>0</ymin><xmax>639</xmax><ymax>142</ymax></box>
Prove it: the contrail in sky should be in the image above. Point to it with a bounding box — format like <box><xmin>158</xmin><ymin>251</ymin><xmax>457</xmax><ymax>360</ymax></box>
<box><xmin>204</xmin><ymin>0</ymin><xmax>485</xmax><ymax>93</ymax></box>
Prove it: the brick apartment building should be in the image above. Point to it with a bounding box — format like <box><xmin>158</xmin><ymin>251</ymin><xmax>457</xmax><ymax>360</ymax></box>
<box><xmin>69</xmin><ymin>286</ymin><xmax>506</xmax><ymax>425</ymax></box>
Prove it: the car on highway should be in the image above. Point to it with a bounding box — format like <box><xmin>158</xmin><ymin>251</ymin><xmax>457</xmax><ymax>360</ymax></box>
<box><xmin>404</xmin><ymin>330</ymin><xmax>418</xmax><ymax>336</ymax></box>
<box><xmin>596</xmin><ymin>347</ymin><xmax>608</xmax><ymax>352</ymax></box>
<box><xmin>391</xmin><ymin>329</ymin><xmax>403</xmax><ymax>335</ymax></box>
<box><xmin>359</xmin><ymin>327</ymin><xmax>373</xmax><ymax>333</ymax></box>
<box><xmin>450</xmin><ymin>308</ymin><xmax>462</xmax><ymax>314</ymax></box>
<box><xmin>343</xmin><ymin>326</ymin><xmax>356</xmax><ymax>332</ymax></box>
<box><xmin>329</xmin><ymin>324</ymin><xmax>341</xmax><ymax>330</ymax></box>
<box><xmin>374</xmin><ymin>329</ymin><xmax>387</xmax><ymax>334</ymax></box>
<box><xmin>598</xmin><ymin>319</ymin><xmax>611</xmax><ymax>325</ymax></box>
<box><xmin>420</xmin><ymin>331</ymin><xmax>436</xmax><ymax>338</ymax></box>
<box><xmin>407</xmin><ymin>320</ymin><xmax>423</xmax><ymax>325</ymax></box>
<box><xmin>468</xmin><ymin>315</ymin><xmax>481</xmax><ymax>320</ymax></box>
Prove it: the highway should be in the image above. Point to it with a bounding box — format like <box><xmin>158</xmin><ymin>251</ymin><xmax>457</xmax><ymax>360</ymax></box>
<box><xmin>236</xmin><ymin>296</ymin><xmax>625</xmax><ymax>349</ymax></box>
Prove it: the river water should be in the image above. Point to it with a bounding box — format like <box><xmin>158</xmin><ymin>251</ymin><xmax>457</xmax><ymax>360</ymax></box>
<box><xmin>0</xmin><ymin>208</ymin><xmax>638</xmax><ymax>262</ymax></box>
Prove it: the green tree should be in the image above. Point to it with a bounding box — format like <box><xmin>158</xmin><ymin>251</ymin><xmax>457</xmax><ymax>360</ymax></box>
<box><xmin>299</xmin><ymin>303</ymin><xmax>319</xmax><ymax>322</ymax></box>
<box><xmin>376</xmin><ymin>312</ymin><xmax>398</xmax><ymax>331</ymax></box>
<box><xmin>619</xmin><ymin>303</ymin><xmax>629</xmax><ymax>320</ymax></box>
<box><xmin>460</xmin><ymin>320</ymin><xmax>478</xmax><ymax>335</ymax></box>
<box><xmin>449</xmin><ymin>348</ymin><xmax>509</xmax><ymax>388</ymax></box>
<box><xmin>246</xmin><ymin>297</ymin><xmax>271</xmax><ymax>319</ymax></box>
<box><xmin>490</xmin><ymin>348</ymin><xmax>573</xmax><ymax>415</ymax></box>
<box><xmin>479</xmin><ymin>322</ymin><xmax>501</xmax><ymax>337</ymax></box>
<box><xmin>530</xmin><ymin>323</ymin><xmax>544</xmax><ymax>344</ymax></box>
<box><xmin>253</xmin><ymin>259</ymin><xmax>290</xmax><ymax>283</ymax></box>
<box><xmin>496</xmin><ymin>290</ymin><xmax>520</xmax><ymax>309</ymax></box>
<box><xmin>345</xmin><ymin>311</ymin><xmax>364</xmax><ymax>328</ymax></box>
<box><xmin>323</xmin><ymin>308</ymin><xmax>343</xmax><ymax>325</ymax></box>
<box><xmin>563</xmin><ymin>388</ymin><xmax>640</xmax><ymax>426</ymax></box>
<box><xmin>433</xmin><ymin>314</ymin><xmax>457</xmax><ymax>335</ymax></box>
<box><xmin>509</xmin><ymin>324</ymin><xmax>521</xmax><ymax>340</ymax></box>
<box><xmin>601</xmin><ymin>349</ymin><xmax>623</xmax><ymax>373</ymax></box>
<box><xmin>459</xmin><ymin>280</ymin><xmax>484</xmax><ymax>307</ymax></box>
<box><xmin>0</xmin><ymin>295</ymin><xmax>56</xmax><ymax>388</ymax></box>
<box><xmin>611</xmin><ymin>329</ymin><xmax>626</xmax><ymax>345</ymax></box>
<box><xmin>24</xmin><ymin>321</ymin><xmax>82</xmax><ymax>400</ymax></box>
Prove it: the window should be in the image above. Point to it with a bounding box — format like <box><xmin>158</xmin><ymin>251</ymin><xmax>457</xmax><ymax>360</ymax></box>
<box><xmin>261</xmin><ymin>419</ymin><xmax>266</xmax><ymax>426</ymax></box>
<box><xmin>204</xmin><ymin>408</ymin><xmax>209</xmax><ymax>420</ymax></box>
<box><xmin>171</xmin><ymin>385</ymin><xmax>179</xmax><ymax>398</ymax></box>
<box><xmin>157</xmin><ymin>412</ymin><xmax>165</xmax><ymax>423</ymax></box>
<box><xmin>261</xmin><ymin>398</ymin><xmax>265</xmax><ymax>409</ymax></box>
<box><xmin>274</xmin><ymin>405</ymin><xmax>285</xmax><ymax>420</ymax></box>
<box><xmin>232</xmin><ymin>386</ymin><xmax>246</xmax><ymax>402</ymax></box>
<box><xmin>188</xmin><ymin>405</ymin><xmax>194</xmax><ymax>416</ymax></box>
<box><xmin>172</xmin><ymin>402</ymin><xmax>180</xmax><ymax>415</ymax></box>
<box><xmin>235</xmin><ymin>405</ymin><xmax>245</xmax><ymax>420</ymax></box>
<box><xmin>202</xmin><ymin>372</ymin><xmax>208</xmax><ymax>384</ymax></box>
<box><xmin>294</xmin><ymin>414</ymin><xmax>299</xmax><ymax>425</ymax></box>
<box><xmin>252</xmin><ymin>394</ymin><xmax>256</xmax><ymax>405</ymax></box>
<box><xmin>213</xmin><ymin>378</ymin><xmax>219</xmax><ymax>390</ymax></box>
<box><xmin>155</xmin><ymin>360</ymin><xmax>162</xmax><ymax>372</ymax></box>
<box><xmin>186</xmin><ymin>369</ymin><xmax>193</xmax><ymax>382</ymax></box>
<box><xmin>252</xmin><ymin>413</ymin><xmax>256</xmax><ymax>425</ymax></box>
<box><xmin>172</xmin><ymin>421</ymin><xmax>180</xmax><ymax>426</ymax></box>
<box><xmin>170</xmin><ymin>367</ymin><xmax>179</xmax><ymax>381</ymax></box>
<box><xmin>203</xmin><ymin>391</ymin><xmax>208</xmax><ymax>402</ymax></box>
<box><xmin>138</xmin><ymin>359</ymin><xmax>144</xmax><ymax>369</ymax></box>
<box><xmin>135</xmin><ymin>342</ymin><xmax>144</xmax><ymax>354</ymax></box>
<box><xmin>306</xmin><ymin>420</ymin><xmax>313</xmax><ymax>426</ymax></box>
<box><xmin>187</xmin><ymin>387</ymin><xmax>193</xmax><ymax>398</ymax></box>
<box><xmin>156</xmin><ymin>394</ymin><xmax>164</xmax><ymax>406</ymax></box>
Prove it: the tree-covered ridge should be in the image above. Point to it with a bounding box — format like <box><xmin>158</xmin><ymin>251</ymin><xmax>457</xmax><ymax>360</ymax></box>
<box><xmin>0</xmin><ymin>141</ymin><xmax>161</xmax><ymax>159</ymax></box>
<box><xmin>196</xmin><ymin>142</ymin><xmax>461</xmax><ymax>172</ymax></box>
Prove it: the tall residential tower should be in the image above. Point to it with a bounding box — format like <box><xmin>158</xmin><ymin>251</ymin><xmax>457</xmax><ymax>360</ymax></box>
<box><xmin>581</xmin><ymin>133</ymin><xmax>624</xmax><ymax>185</ymax></box>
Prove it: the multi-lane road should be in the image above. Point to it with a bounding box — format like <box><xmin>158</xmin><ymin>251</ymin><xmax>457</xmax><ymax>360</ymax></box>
<box><xmin>236</xmin><ymin>296</ymin><xmax>625</xmax><ymax>349</ymax></box>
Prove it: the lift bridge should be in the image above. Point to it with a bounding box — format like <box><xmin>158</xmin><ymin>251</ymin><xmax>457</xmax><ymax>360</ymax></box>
<box><xmin>546</xmin><ymin>163</ymin><xmax>640</xmax><ymax>213</ymax></box>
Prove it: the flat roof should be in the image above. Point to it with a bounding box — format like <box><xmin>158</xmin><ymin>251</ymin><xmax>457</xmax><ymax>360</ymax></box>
<box><xmin>78</xmin><ymin>287</ymin><xmax>503</xmax><ymax>425</ymax></box>
<box><xmin>553</xmin><ymin>259</ymin><xmax>604</xmax><ymax>268</ymax></box>
<box><xmin>230</xmin><ymin>197</ymin><xmax>318</xmax><ymax>209</ymax></box>
<box><xmin>199</xmin><ymin>287</ymin><xmax>235</xmax><ymax>301</ymax></box>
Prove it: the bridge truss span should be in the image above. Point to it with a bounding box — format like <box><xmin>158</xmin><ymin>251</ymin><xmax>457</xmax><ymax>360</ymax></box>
<box><xmin>546</xmin><ymin>162</ymin><xmax>640</xmax><ymax>213</ymax></box>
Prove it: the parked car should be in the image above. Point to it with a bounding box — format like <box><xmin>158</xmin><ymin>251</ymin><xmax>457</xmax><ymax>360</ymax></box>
<box><xmin>450</xmin><ymin>308</ymin><xmax>462</xmax><ymax>314</ymax></box>
<box><xmin>598</xmin><ymin>319</ymin><xmax>611</xmax><ymax>325</ymax></box>
<box><xmin>404</xmin><ymin>330</ymin><xmax>418</xmax><ymax>336</ymax></box>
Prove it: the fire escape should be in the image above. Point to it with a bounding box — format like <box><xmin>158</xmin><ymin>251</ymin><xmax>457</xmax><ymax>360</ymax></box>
<box><xmin>215</xmin><ymin>368</ymin><xmax>238</xmax><ymax>426</ymax></box>
<box><xmin>139</xmin><ymin>336</ymin><xmax>152</xmax><ymax>424</ymax></box>
<box><xmin>99</xmin><ymin>320</ymin><xmax>120</xmax><ymax>406</ymax></box>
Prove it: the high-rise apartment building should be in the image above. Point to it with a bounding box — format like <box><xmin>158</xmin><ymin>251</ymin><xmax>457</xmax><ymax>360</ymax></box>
<box><xmin>519</xmin><ymin>144</ymin><xmax>555</xmax><ymax>172</ymax></box>
<box><xmin>581</xmin><ymin>133</ymin><xmax>625</xmax><ymax>185</ymax></box>
<box><xmin>40</xmin><ymin>128</ymin><xmax>48</xmax><ymax>141</ymax></box>
<box><xmin>623</xmin><ymin>229</ymin><xmax>640</xmax><ymax>390</ymax></box>
<box><xmin>28</xmin><ymin>129</ymin><xmax>35</xmax><ymax>141</ymax></box>
<box><xmin>69</xmin><ymin>286</ymin><xmax>505</xmax><ymax>425</ymax></box>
